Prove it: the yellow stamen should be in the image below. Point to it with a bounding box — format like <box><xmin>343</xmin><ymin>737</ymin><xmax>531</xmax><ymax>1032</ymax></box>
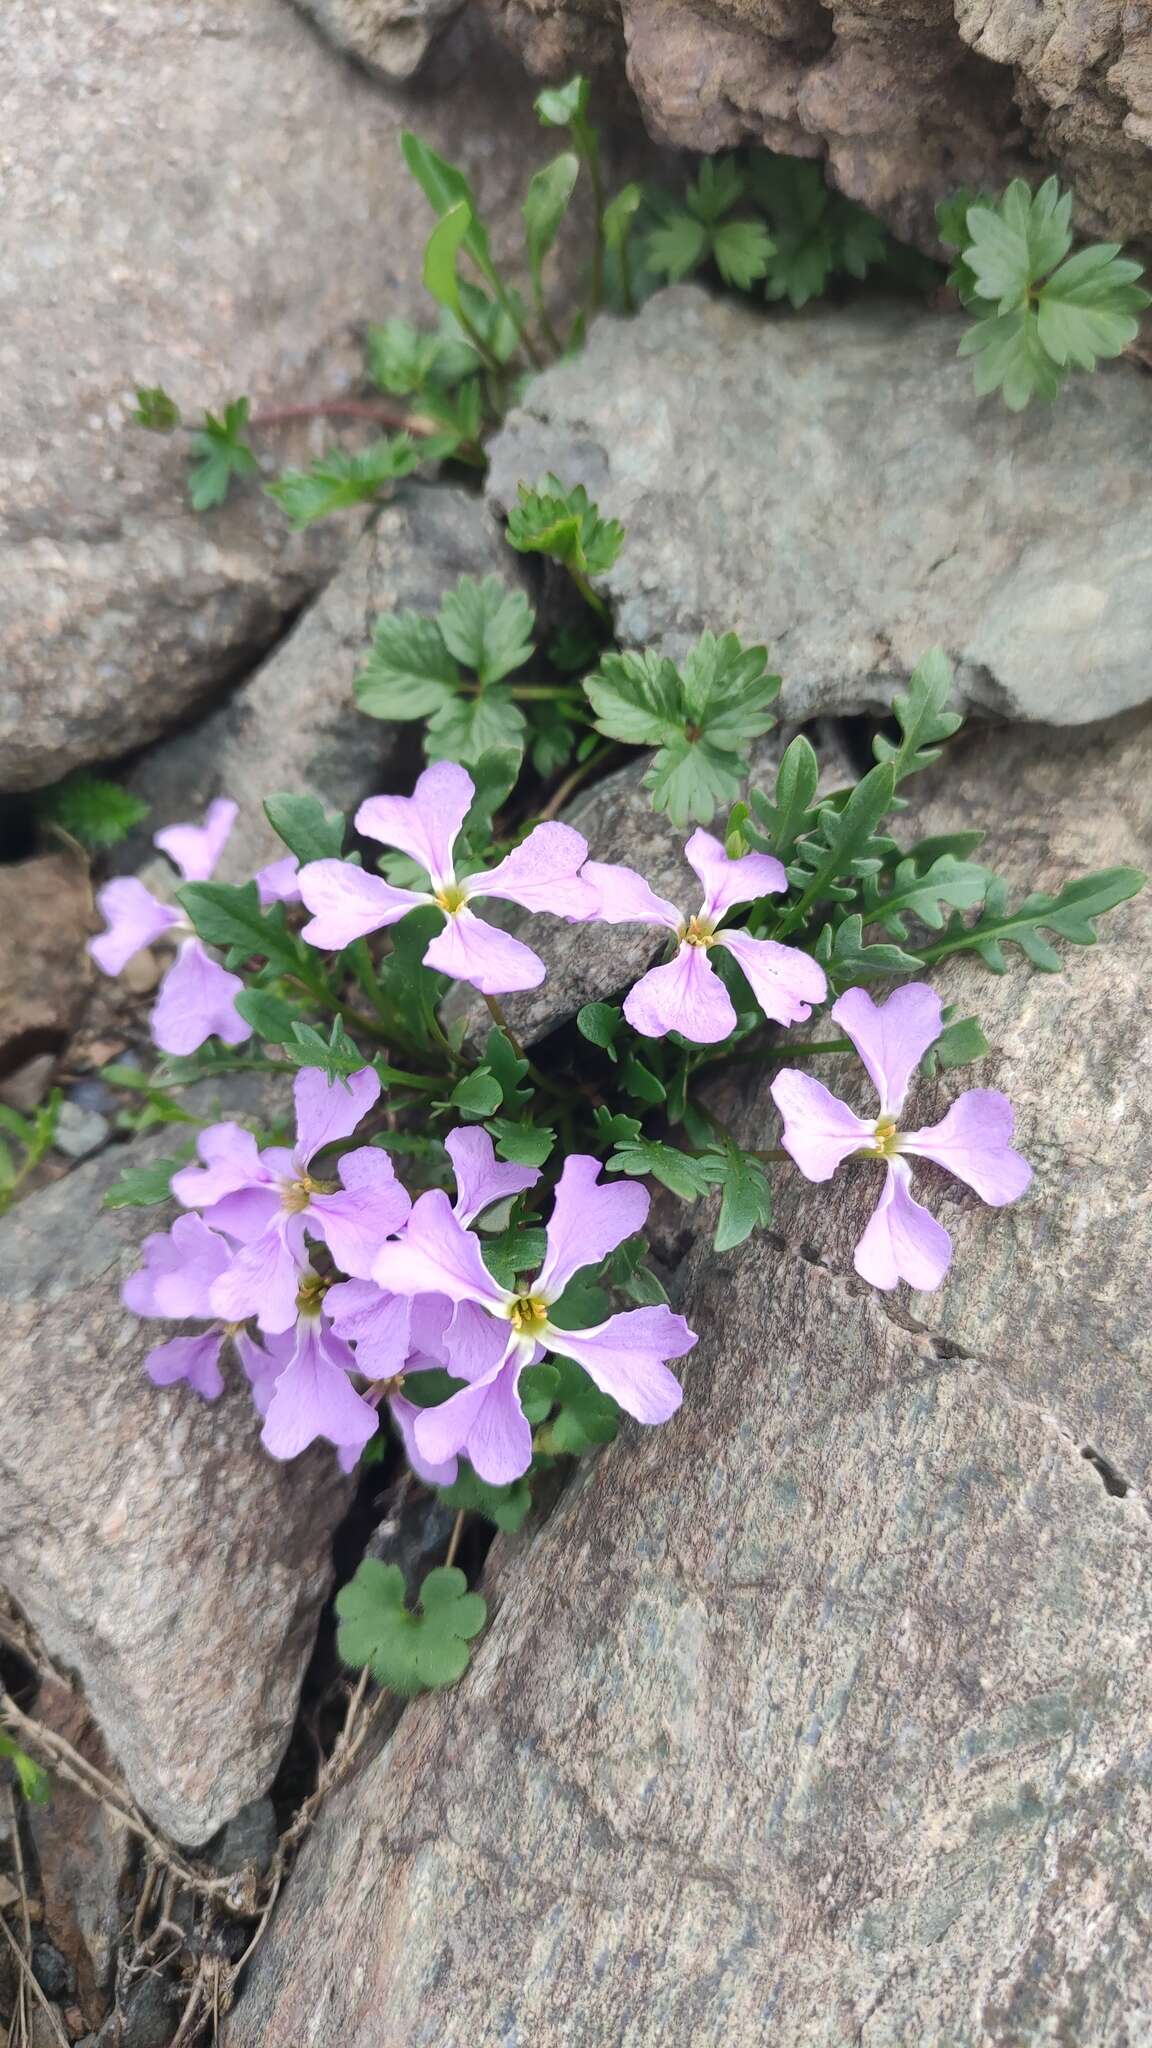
<box><xmin>434</xmin><ymin>882</ymin><xmax>467</xmax><ymax>914</ymax></box>
<box><xmin>509</xmin><ymin>1293</ymin><xmax>549</xmax><ymax>1335</ymax></box>
<box><xmin>870</xmin><ymin>1115</ymin><xmax>900</xmax><ymax>1160</ymax></box>
<box><xmin>682</xmin><ymin>914</ymin><xmax>716</xmax><ymax>948</ymax></box>
<box><xmin>295</xmin><ymin>1270</ymin><xmax>333</xmax><ymax>1315</ymax></box>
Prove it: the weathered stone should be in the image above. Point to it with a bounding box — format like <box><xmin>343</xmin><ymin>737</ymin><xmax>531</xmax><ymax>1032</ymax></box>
<box><xmin>122</xmin><ymin>486</ymin><xmax>530</xmax><ymax>884</ymax></box>
<box><xmin>202</xmin><ymin>1797</ymin><xmax>279</xmax><ymax>1879</ymax></box>
<box><xmin>26</xmin><ymin>1679</ymin><xmax>133</xmax><ymax>2028</ymax></box>
<box><xmin>225</xmin><ymin>712</ymin><xmax>1151</xmax><ymax>2046</ymax></box>
<box><xmin>488</xmin><ymin>286</ymin><xmax>1152</xmax><ymax>727</ymax></box>
<box><xmin>484</xmin><ymin>0</ymin><xmax>1152</xmax><ymax>257</ymax></box>
<box><xmin>0</xmin><ymin>0</ymin><xmax>583</xmax><ymax>793</ymax></box>
<box><xmin>0</xmin><ymin>1095</ymin><xmax>351</xmax><ymax>1844</ymax></box>
<box><xmin>52</xmin><ymin>1102</ymin><xmax>112</xmax><ymax>1163</ymax></box>
<box><xmin>292</xmin><ymin>0</ymin><xmax>465</xmax><ymax>80</ymax></box>
<box><xmin>0</xmin><ymin>855</ymin><xmax>92</xmax><ymax>1079</ymax></box>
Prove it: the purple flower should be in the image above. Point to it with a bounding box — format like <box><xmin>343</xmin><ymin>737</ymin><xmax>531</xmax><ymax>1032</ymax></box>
<box><xmin>372</xmin><ymin>1154</ymin><xmax>697</xmax><ymax>1486</ymax></box>
<box><xmin>172</xmin><ymin>1066</ymin><xmax>409</xmax><ymax>1334</ymax></box>
<box><xmin>255</xmin><ymin>854</ymin><xmax>302</xmax><ymax>906</ymax></box>
<box><xmin>771</xmin><ymin>983</ymin><xmax>1032</xmax><ymax>1291</ymax></box>
<box><xmin>122</xmin><ymin>1211</ymin><xmax>273</xmax><ymax>1402</ymax></box>
<box><xmin>258</xmin><ymin>1303</ymin><xmax>379</xmax><ymax>1462</ymax></box>
<box><xmin>581</xmin><ymin>828</ymin><xmax>827</xmax><ymax>1043</ymax></box>
<box><xmin>297</xmin><ymin>760</ymin><xmax>593</xmax><ymax>996</ymax></box>
<box><xmin>88</xmin><ymin>797</ymin><xmax>251</xmax><ymax>1058</ymax></box>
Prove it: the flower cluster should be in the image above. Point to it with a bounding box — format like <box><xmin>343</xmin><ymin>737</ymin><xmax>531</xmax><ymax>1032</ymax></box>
<box><xmin>123</xmin><ymin>1068</ymin><xmax>697</xmax><ymax>1482</ymax></box>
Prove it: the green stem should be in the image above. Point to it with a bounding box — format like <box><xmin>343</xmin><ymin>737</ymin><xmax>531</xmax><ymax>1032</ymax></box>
<box><xmin>617</xmin><ymin>232</ymin><xmax>636</xmax><ymax>318</ymax></box>
<box><xmin>766</xmin><ymin>1037</ymin><xmax>852</xmax><ymax>1059</ymax></box>
<box><xmin>577</xmin><ymin>127</ymin><xmax>606</xmax><ymax>313</ymax></box>
<box><xmin>570</xmin><ymin>568</ymin><xmax>609</xmax><ymax>621</ymax></box>
<box><xmin>481</xmin><ymin>992</ymin><xmax>524</xmax><ymax>1060</ymax></box>
<box><xmin>537</xmin><ymin>743</ymin><xmax>619</xmax><ymax>822</ymax></box>
<box><xmin>375</xmin><ymin>1062</ymin><xmax>446</xmax><ymax>1093</ymax></box>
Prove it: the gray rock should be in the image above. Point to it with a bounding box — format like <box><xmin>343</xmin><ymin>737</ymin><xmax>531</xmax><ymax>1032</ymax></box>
<box><xmin>224</xmin><ymin>712</ymin><xmax>1152</xmax><ymax>2046</ymax></box>
<box><xmin>26</xmin><ymin>1678</ymin><xmax>133</xmax><ymax>2027</ymax></box>
<box><xmin>52</xmin><ymin>1101</ymin><xmax>112</xmax><ymax>1163</ymax></box>
<box><xmin>487</xmin><ymin>286</ymin><xmax>1152</xmax><ymax>727</ymax></box>
<box><xmin>0</xmin><ymin>855</ymin><xmax>92</xmax><ymax>1077</ymax></box>
<box><xmin>123</xmin><ymin>486</ymin><xmax>531</xmax><ymax>883</ymax></box>
<box><xmin>0</xmin><ymin>0</ymin><xmax>580</xmax><ymax>793</ymax></box>
<box><xmin>0</xmin><ymin>1090</ymin><xmax>352</xmax><ymax>1844</ymax></box>
<box><xmin>202</xmin><ymin>1797</ymin><xmax>279</xmax><ymax>1878</ymax></box>
<box><xmin>292</xmin><ymin>0</ymin><xmax>465</xmax><ymax>81</ymax></box>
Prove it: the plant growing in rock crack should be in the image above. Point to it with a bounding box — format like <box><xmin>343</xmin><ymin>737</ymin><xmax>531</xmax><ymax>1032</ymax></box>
<box><xmin>86</xmin><ymin>480</ymin><xmax>1145</xmax><ymax>1701</ymax></box>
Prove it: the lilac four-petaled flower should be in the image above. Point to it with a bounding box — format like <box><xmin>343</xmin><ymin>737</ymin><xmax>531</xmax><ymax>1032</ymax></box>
<box><xmin>771</xmin><ymin>983</ymin><xmax>1032</xmax><ymax>1290</ymax></box>
<box><xmin>372</xmin><ymin>1153</ymin><xmax>697</xmax><ymax>1485</ymax></box>
<box><xmin>296</xmin><ymin>760</ymin><xmax>593</xmax><ymax>995</ymax></box>
<box><xmin>88</xmin><ymin>797</ymin><xmax>250</xmax><ymax>1057</ymax></box>
<box><xmin>581</xmin><ymin>828</ymin><xmax>827</xmax><ymax>1043</ymax></box>
<box><xmin>172</xmin><ymin>1067</ymin><xmax>410</xmax><ymax>1332</ymax></box>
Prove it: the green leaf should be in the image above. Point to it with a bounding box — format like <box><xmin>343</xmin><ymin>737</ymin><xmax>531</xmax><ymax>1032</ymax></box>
<box><xmin>606</xmin><ymin>1136</ymin><xmax>716</xmax><ymax>1201</ymax></box>
<box><xmin>783</xmin><ymin>763</ymin><xmax>897</xmax><ymax>923</ymax></box>
<box><xmin>450</xmin><ymin>1069</ymin><xmax>504</xmax><ymax>1120</ymax></box>
<box><xmin>335</xmin><ymin>1561</ymin><xmax>486</xmax><ymax>1696</ymax></box>
<box><xmin>356</xmin><ymin>611</ymin><xmax>461</xmax><ymax>722</ymax></box>
<box><xmin>577</xmin><ymin>1002</ymin><xmax>622</xmax><ymax>1059</ymax></box>
<box><xmin>104</xmin><ymin>1149</ymin><xmax>192</xmax><ymax>1209</ymax></box>
<box><xmin>748</xmin><ymin>735</ymin><xmax>821</xmax><ymax>862</ymax></box>
<box><xmin>0</xmin><ymin>1733</ymin><xmax>51</xmax><ymax>1806</ymax></box>
<box><xmin>592</xmin><ymin>1105</ymin><xmax>641</xmax><ymax>1148</ymax></box>
<box><xmin>436</xmin><ymin>1464</ymin><xmax>533</xmax><ymax>1531</ymax></box>
<box><xmin>485</xmin><ymin>1118</ymin><xmax>556</xmax><ymax>1166</ymax></box>
<box><xmin>645</xmin><ymin>210</ymin><xmax>710</xmax><ymax>282</ymax></box>
<box><xmin>133</xmin><ymin>385</ymin><xmax>181</xmax><ymax>432</ymax></box>
<box><xmin>462</xmin><ymin>747</ymin><xmax>524</xmax><ymax>844</ymax></box>
<box><xmin>505</xmin><ymin>475</ymin><xmax>624</xmax><ymax>580</ymax></box>
<box><xmin>484</xmin><ymin>1026</ymin><xmax>532</xmax><ymax>1111</ymax></box>
<box><xmin>603</xmin><ymin>182</ymin><xmax>642</xmax><ymax>252</ymax></box>
<box><xmin>538</xmin><ymin>1355</ymin><xmax>620</xmax><ymax>1455</ymax></box>
<box><xmin>481</xmin><ymin>1222</ymin><xmax>548</xmax><ymax>1290</ymax></box>
<box><xmin>620</xmin><ymin>1055</ymin><xmax>666</xmax><ymax>1105</ymax></box>
<box><xmin>535</xmin><ymin>76</ymin><xmax>591</xmax><ymax>129</ymax></box>
<box><xmin>188</xmin><ymin>397</ymin><xmax>259</xmax><ymax>511</ymax></box>
<box><xmin>524</xmin><ymin>153</ymin><xmax>580</xmax><ymax>292</ymax></box>
<box><xmin>233</xmin><ymin>989</ymin><xmax>298</xmax><ymax>1042</ymax></box>
<box><xmin>266</xmin><ymin>434</ymin><xmax>432</xmax><ymax>528</ymax></box>
<box><xmin>685</xmin><ymin>155</ymin><xmax>744</xmax><ymax>224</ymax></box>
<box><xmin>283</xmin><ymin>1017</ymin><xmax>371</xmax><ymax>1080</ymax></box>
<box><xmin>425</xmin><ymin>688</ymin><xmax>528</xmax><ymax>766</ymax></box>
<box><xmin>1036</xmin><ymin>243</ymin><xmax>1149</xmax><ymax>370</ymax></box>
<box><xmin>263</xmin><ymin>792</ymin><xmax>344</xmax><ymax>865</ymax></box>
<box><xmin>812</xmin><ymin>913</ymin><xmax>921</xmax><ymax>985</ymax></box>
<box><xmin>400</xmin><ymin>132</ymin><xmax>495</xmax><ymax>285</ymax></box>
<box><xmin>680</xmin><ymin>632</ymin><xmax>779</xmax><ymax>746</ymax></box>
<box><xmin>873</xmin><ymin>648</ymin><xmax>963</xmax><ymax>791</ymax></box>
<box><xmin>710</xmin><ymin>1143</ymin><xmax>773</xmax><ymax>1253</ymax></box>
<box><xmin>959</xmin><ymin>304</ymin><xmax>1065</xmax><ymax>410</ymax></box>
<box><xmin>607</xmin><ymin>1233</ymin><xmax>669</xmax><ymax>1306</ymax></box>
<box><xmin>437</xmin><ymin>575</ymin><xmax>535</xmax><ymax>687</ymax></box>
<box><xmin>365</xmin><ymin>318</ymin><xmax>478</xmax><ymax>396</ymax></box>
<box><xmin>178</xmin><ymin>880</ymin><xmax>301</xmax><ymax>974</ymax></box>
<box><xmin>35</xmin><ymin>772</ymin><xmax>149</xmax><ymax>850</ymax></box>
<box><xmin>861</xmin><ymin>854</ymin><xmax>988</xmax><ymax>939</ymax></box>
<box><xmin>922</xmin><ymin>867</ymin><xmax>1146</xmax><ymax>973</ymax></box>
<box><xmin>645</xmin><ymin>733</ymin><xmax>746</xmax><ymax>827</ymax></box>
<box><xmin>710</xmin><ymin>218</ymin><xmax>775</xmax><ymax>289</ymax></box>
<box><xmin>422</xmin><ymin>200</ymin><xmax>473</xmax><ymax>317</ymax></box>
<box><xmin>919</xmin><ymin>1014</ymin><xmax>989</xmax><ymax>1076</ymax></box>
<box><xmin>583</xmin><ymin>648</ymin><xmax>683</xmax><ymax>746</ymax></box>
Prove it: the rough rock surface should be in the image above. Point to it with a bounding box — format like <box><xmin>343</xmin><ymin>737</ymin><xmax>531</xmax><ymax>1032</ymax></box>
<box><xmin>0</xmin><ymin>1099</ymin><xmax>351</xmax><ymax>1844</ymax></box>
<box><xmin>0</xmin><ymin>0</ymin><xmax>578</xmax><ymax>793</ymax></box>
<box><xmin>292</xmin><ymin>0</ymin><xmax>465</xmax><ymax>80</ymax></box>
<box><xmin>123</xmin><ymin>485</ymin><xmax>529</xmax><ymax>883</ymax></box>
<box><xmin>488</xmin><ymin>286</ymin><xmax>1152</xmax><ymax>727</ymax></box>
<box><xmin>225</xmin><ymin>712</ymin><xmax>1151</xmax><ymax>2046</ymax></box>
<box><xmin>26</xmin><ymin>1679</ymin><xmax>133</xmax><ymax>2028</ymax></box>
<box><xmin>0</xmin><ymin>855</ymin><xmax>93</xmax><ymax>1078</ymax></box>
<box><xmin>483</xmin><ymin>0</ymin><xmax>1152</xmax><ymax>255</ymax></box>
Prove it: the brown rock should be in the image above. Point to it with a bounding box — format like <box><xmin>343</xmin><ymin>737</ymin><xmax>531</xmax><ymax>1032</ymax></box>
<box><xmin>484</xmin><ymin>0</ymin><xmax>1152</xmax><ymax>259</ymax></box>
<box><xmin>26</xmin><ymin>1681</ymin><xmax>132</xmax><ymax>2029</ymax></box>
<box><xmin>0</xmin><ymin>0</ymin><xmax>585</xmax><ymax>793</ymax></box>
<box><xmin>291</xmin><ymin>0</ymin><xmax>467</xmax><ymax>80</ymax></box>
<box><xmin>224</xmin><ymin>713</ymin><xmax>1152</xmax><ymax>2045</ymax></box>
<box><xmin>0</xmin><ymin>1099</ymin><xmax>351</xmax><ymax>1845</ymax></box>
<box><xmin>0</xmin><ymin>856</ymin><xmax>92</xmax><ymax>1079</ymax></box>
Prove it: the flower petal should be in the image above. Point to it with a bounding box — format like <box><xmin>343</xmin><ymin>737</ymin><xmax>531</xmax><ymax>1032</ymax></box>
<box><xmin>356</xmin><ymin>760</ymin><xmax>473</xmax><ymax>891</ymax></box>
<box><xmin>770</xmin><ymin>1069</ymin><xmax>873</xmax><ymax>1182</ymax></box>
<box><xmin>209</xmin><ymin>1221</ymin><xmax>306</xmax><ymax>1335</ymax></box>
<box><xmin>123</xmin><ymin>1213</ymin><xmax>232</xmax><ymax>1319</ymax></box>
<box><xmin>89</xmin><ymin>878</ymin><xmax>181</xmax><ymax>977</ymax></box>
<box><xmin>717</xmin><ymin>929</ymin><xmax>827</xmax><ymax>1028</ymax></box>
<box><xmin>446</xmin><ymin>1126</ymin><xmax>541</xmax><ymax>1226</ymax></box>
<box><xmin>298</xmin><ymin>861</ymin><xmax>430</xmax><ymax>949</ymax></box>
<box><xmin>150</xmin><ymin>940</ymin><xmax>250</xmax><ymax>1056</ymax></box>
<box><xmin>832</xmin><ymin>983</ymin><xmax>944</xmax><ymax>1118</ymax></box>
<box><xmin>537</xmin><ymin>1153</ymin><xmax>649</xmax><ymax>1303</ymax></box>
<box><xmin>144</xmin><ymin>1332</ymin><xmax>225</xmax><ymax>1400</ymax></box>
<box><xmin>372</xmin><ymin>1188</ymin><xmax>510</xmax><ymax>1311</ymax></box>
<box><xmin>255</xmin><ymin>854</ymin><xmax>302</xmax><ymax>906</ymax></box>
<box><xmin>466</xmin><ymin>821</ymin><xmax>592</xmax><ymax>919</ymax></box>
<box><xmin>234</xmin><ymin>1329</ymin><xmax>285</xmax><ymax>1418</ymax></box>
<box><xmin>578</xmin><ymin>860</ymin><xmax>682</xmax><ymax>930</ymax></box>
<box><xmin>171</xmin><ymin>1122</ymin><xmax>268</xmax><ymax>1211</ymax></box>
<box><xmin>901</xmin><ymin>1089</ymin><xmax>1032</xmax><ymax>1207</ymax></box>
<box><xmin>546</xmin><ymin>1306</ymin><xmax>695</xmax><ymax>1422</ymax></box>
<box><xmin>623</xmin><ymin>943</ymin><xmax>736</xmax><ymax>1043</ymax></box>
<box><xmin>154</xmin><ymin>797</ymin><xmax>238</xmax><ymax>884</ymax></box>
<box><xmin>423</xmin><ymin>906</ymin><xmax>546</xmax><ymax>994</ymax></box>
<box><xmin>853</xmin><ymin>1158</ymin><xmax>952</xmax><ymax>1292</ymax></box>
<box><xmin>293</xmin><ymin>1066</ymin><xmax>380</xmax><ymax>1167</ymax></box>
<box><xmin>413</xmin><ymin>1342</ymin><xmax>533</xmax><ymax>1485</ymax></box>
<box><xmin>683</xmin><ymin>828</ymin><xmax>787</xmax><ymax>921</ymax></box>
<box><xmin>260</xmin><ymin>1316</ymin><xmax>377</xmax><ymax>1459</ymax></box>
<box><xmin>308</xmin><ymin>1147</ymin><xmax>411</xmax><ymax>1279</ymax></box>
<box><xmin>389</xmin><ymin>1392</ymin><xmax>458</xmax><ymax>1487</ymax></box>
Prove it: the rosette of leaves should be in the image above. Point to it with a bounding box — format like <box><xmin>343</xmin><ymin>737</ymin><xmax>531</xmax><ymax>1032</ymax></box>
<box><xmin>937</xmin><ymin>176</ymin><xmax>1150</xmax><ymax>410</ymax></box>
<box><xmin>504</xmin><ymin>474</ymin><xmax>624</xmax><ymax>618</ymax></box>
<box><xmin>745</xmin><ymin>155</ymin><xmax>891</xmax><ymax>309</ymax></box>
<box><xmin>644</xmin><ymin>156</ymin><xmax>775</xmax><ymax>291</ymax></box>
<box><xmin>582</xmin><ymin>631</ymin><xmax>780</xmax><ymax>826</ymax></box>
<box><xmin>356</xmin><ymin>571</ymin><xmax>540</xmax><ymax>767</ymax></box>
